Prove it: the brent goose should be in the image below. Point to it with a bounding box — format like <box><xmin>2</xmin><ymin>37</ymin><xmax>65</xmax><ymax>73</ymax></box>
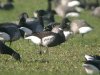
<box><xmin>19</xmin><ymin>11</ymin><xmax>45</xmax><ymax>37</ymax></box>
<box><xmin>0</xmin><ymin>41</ymin><xmax>21</xmax><ymax>61</ymax></box>
<box><xmin>53</xmin><ymin>0</ymin><xmax>81</xmax><ymax>17</ymax></box>
<box><xmin>0</xmin><ymin>23</ymin><xmax>21</xmax><ymax>46</ymax></box>
<box><xmin>82</xmin><ymin>60</ymin><xmax>100</xmax><ymax>74</ymax></box>
<box><xmin>25</xmin><ymin>17</ymin><xmax>72</xmax><ymax>54</ymax></box>
<box><xmin>33</xmin><ymin>0</ymin><xmax>56</xmax><ymax>26</ymax></box>
<box><xmin>0</xmin><ymin>0</ymin><xmax>14</xmax><ymax>10</ymax></box>
<box><xmin>70</xmin><ymin>19</ymin><xmax>93</xmax><ymax>37</ymax></box>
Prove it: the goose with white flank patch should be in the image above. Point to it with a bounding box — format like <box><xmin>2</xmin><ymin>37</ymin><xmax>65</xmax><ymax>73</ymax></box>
<box><xmin>0</xmin><ymin>23</ymin><xmax>21</xmax><ymax>46</ymax></box>
<box><xmin>82</xmin><ymin>60</ymin><xmax>100</xmax><ymax>74</ymax></box>
<box><xmin>85</xmin><ymin>54</ymin><xmax>100</xmax><ymax>61</ymax></box>
<box><xmin>70</xmin><ymin>19</ymin><xmax>93</xmax><ymax>37</ymax></box>
<box><xmin>0</xmin><ymin>41</ymin><xmax>21</xmax><ymax>61</ymax></box>
<box><xmin>92</xmin><ymin>7</ymin><xmax>100</xmax><ymax>18</ymax></box>
<box><xmin>25</xmin><ymin>17</ymin><xmax>72</xmax><ymax>54</ymax></box>
<box><xmin>19</xmin><ymin>11</ymin><xmax>45</xmax><ymax>37</ymax></box>
<box><xmin>53</xmin><ymin>0</ymin><xmax>81</xmax><ymax>17</ymax></box>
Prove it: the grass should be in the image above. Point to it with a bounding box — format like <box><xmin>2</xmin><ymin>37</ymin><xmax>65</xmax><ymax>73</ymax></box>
<box><xmin>0</xmin><ymin>0</ymin><xmax>100</xmax><ymax>75</ymax></box>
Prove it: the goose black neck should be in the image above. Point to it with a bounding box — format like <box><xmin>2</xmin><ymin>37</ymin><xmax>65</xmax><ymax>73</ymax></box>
<box><xmin>60</xmin><ymin>17</ymin><xmax>70</xmax><ymax>29</ymax></box>
<box><xmin>19</xmin><ymin>17</ymin><xmax>26</xmax><ymax>26</ymax></box>
<box><xmin>0</xmin><ymin>42</ymin><xmax>16</xmax><ymax>56</ymax></box>
<box><xmin>49</xmin><ymin>11</ymin><xmax>55</xmax><ymax>23</ymax></box>
<box><xmin>47</xmin><ymin>0</ymin><xmax>52</xmax><ymax>12</ymax></box>
<box><xmin>38</xmin><ymin>15</ymin><xmax>44</xmax><ymax>28</ymax></box>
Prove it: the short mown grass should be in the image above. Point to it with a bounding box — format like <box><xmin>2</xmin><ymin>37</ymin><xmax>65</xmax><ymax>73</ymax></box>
<box><xmin>0</xmin><ymin>0</ymin><xmax>100</xmax><ymax>75</ymax></box>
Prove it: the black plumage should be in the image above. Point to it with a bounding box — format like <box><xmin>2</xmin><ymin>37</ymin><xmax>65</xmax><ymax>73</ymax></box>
<box><xmin>0</xmin><ymin>41</ymin><xmax>21</xmax><ymax>61</ymax></box>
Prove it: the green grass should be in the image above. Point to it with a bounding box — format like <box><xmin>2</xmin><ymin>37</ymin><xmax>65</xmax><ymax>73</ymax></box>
<box><xmin>0</xmin><ymin>0</ymin><xmax>100</xmax><ymax>75</ymax></box>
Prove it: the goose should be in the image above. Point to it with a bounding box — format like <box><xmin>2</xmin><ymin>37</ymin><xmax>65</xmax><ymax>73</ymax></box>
<box><xmin>19</xmin><ymin>11</ymin><xmax>45</xmax><ymax>37</ymax></box>
<box><xmin>82</xmin><ymin>60</ymin><xmax>100</xmax><ymax>74</ymax></box>
<box><xmin>33</xmin><ymin>0</ymin><xmax>56</xmax><ymax>26</ymax></box>
<box><xmin>70</xmin><ymin>19</ymin><xmax>93</xmax><ymax>37</ymax></box>
<box><xmin>0</xmin><ymin>0</ymin><xmax>14</xmax><ymax>10</ymax></box>
<box><xmin>53</xmin><ymin>0</ymin><xmax>81</xmax><ymax>17</ymax></box>
<box><xmin>25</xmin><ymin>17</ymin><xmax>72</xmax><ymax>54</ymax></box>
<box><xmin>0</xmin><ymin>41</ymin><xmax>21</xmax><ymax>61</ymax></box>
<box><xmin>85</xmin><ymin>55</ymin><xmax>100</xmax><ymax>61</ymax></box>
<box><xmin>92</xmin><ymin>7</ymin><xmax>100</xmax><ymax>18</ymax></box>
<box><xmin>0</xmin><ymin>23</ymin><xmax>21</xmax><ymax>45</ymax></box>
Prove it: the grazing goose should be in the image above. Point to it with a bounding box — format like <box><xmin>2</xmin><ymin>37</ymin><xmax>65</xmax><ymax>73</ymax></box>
<box><xmin>0</xmin><ymin>41</ymin><xmax>21</xmax><ymax>61</ymax></box>
<box><xmin>70</xmin><ymin>19</ymin><xmax>93</xmax><ymax>37</ymax></box>
<box><xmin>92</xmin><ymin>7</ymin><xmax>100</xmax><ymax>18</ymax></box>
<box><xmin>0</xmin><ymin>23</ymin><xmax>21</xmax><ymax>45</ymax></box>
<box><xmin>19</xmin><ymin>11</ymin><xmax>44</xmax><ymax>37</ymax></box>
<box><xmin>85</xmin><ymin>55</ymin><xmax>100</xmax><ymax>61</ymax></box>
<box><xmin>82</xmin><ymin>60</ymin><xmax>100</xmax><ymax>74</ymax></box>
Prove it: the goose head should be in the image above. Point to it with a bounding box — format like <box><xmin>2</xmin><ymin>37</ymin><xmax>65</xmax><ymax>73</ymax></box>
<box><xmin>12</xmin><ymin>52</ymin><xmax>21</xmax><ymax>61</ymax></box>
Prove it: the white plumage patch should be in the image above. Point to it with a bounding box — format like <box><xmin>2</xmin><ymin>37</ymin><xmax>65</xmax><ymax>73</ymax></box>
<box><xmin>19</xmin><ymin>27</ymin><xmax>32</xmax><ymax>36</ymax></box>
<box><xmin>63</xmin><ymin>31</ymin><xmax>72</xmax><ymax>39</ymax></box>
<box><xmin>83</xmin><ymin>64</ymin><xmax>99</xmax><ymax>74</ymax></box>
<box><xmin>66</xmin><ymin>12</ymin><xmax>79</xmax><ymax>17</ymax></box>
<box><xmin>42</xmin><ymin>35</ymin><xmax>55</xmax><ymax>46</ymax></box>
<box><xmin>68</xmin><ymin>1</ymin><xmax>80</xmax><ymax>7</ymax></box>
<box><xmin>0</xmin><ymin>32</ymin><xmax>10</xmax><ymax>41</ymax></box>
<box><xmin>61</xmin><ymin>0</ymin><xmax>68</xmax><ymax>6</ymax></box>
<box><xmin>25</xmin><ymin>36</ymin><xmax>41</xmax><ymax>45</ymax></box>
<box><xmin>85</xmin><ymin>55</ymin><xmax>94</xmax><ymax>61</ymax></box>
<box><xmin>79</xmin><ymin>27</ymin><xmax>92</xmax><ymax>34</ymax></box>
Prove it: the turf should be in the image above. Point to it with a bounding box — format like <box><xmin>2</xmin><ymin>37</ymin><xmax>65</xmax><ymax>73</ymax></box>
<box><xmin>0</xmin><ymin>0</ymin><xmax>100</xmax><ymax>75</ymax></box>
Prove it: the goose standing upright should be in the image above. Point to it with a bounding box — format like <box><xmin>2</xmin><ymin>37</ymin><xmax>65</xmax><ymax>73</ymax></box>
<box><xmin>0</xmin><ymin>41</ymin><xmax>21</xmax><ymax>61</ymax></box>
<box><xmin>19</xmin><ymin>11</ymin><xmax>45</xmax><ymax>37</ymax></box>
<box><xmin>25</xmin><ymin>16</ymin><xmax>72</xmax><ymax>54</ymax></box>
<box><xmin>33</xmin><ymin>0</ymin><xmax>56</xmax><ymax>26</ymax></box>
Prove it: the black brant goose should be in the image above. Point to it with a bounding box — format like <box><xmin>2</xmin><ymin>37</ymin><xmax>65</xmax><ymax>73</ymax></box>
<box><xmin>0</xmin><ymin>23</ymin><xmax>21</xmax><ymax>46</ymax></box>
<box><xmin>18</xmin><ymin>11</ymin><xmax>45</xmax><ymax>37</ymax></box>
<box><xmin>25</xmin><ymin>17</ymin><xmax>72</xmax><ymax>54</ymax></box>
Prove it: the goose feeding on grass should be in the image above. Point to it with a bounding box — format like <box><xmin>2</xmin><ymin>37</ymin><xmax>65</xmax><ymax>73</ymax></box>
<box><xmin>70</xmin><ymin>19</ymin><xmax>93</xmax><ymax>37</ymax></box>
<box><xmin>0</xmin><ymin>23</ymin><xmax>21</xmax><ymax>46</ymax></box>
<box><xmin>19</xmin><ymin>11</ymin><xmax>45</xmax><ymax>37</ymax></box>
<box><xmin>25</xmin><ymin>17</ymin><xmax>73</xmax><ymax>54</ymax></box>
<box><xmin>85</xmin><ymin>55</ymin><xmax>100</xmax><ymax>61</ymax></box>
<box><xmin>82</xmin><ymin>60</ymin><xmax>100</xmax><ymax>74</ymax></box>
<box><xmin>0</xmin><ymin>41</ymin><xmax>21</xmax><ymax>61</ymax></box>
